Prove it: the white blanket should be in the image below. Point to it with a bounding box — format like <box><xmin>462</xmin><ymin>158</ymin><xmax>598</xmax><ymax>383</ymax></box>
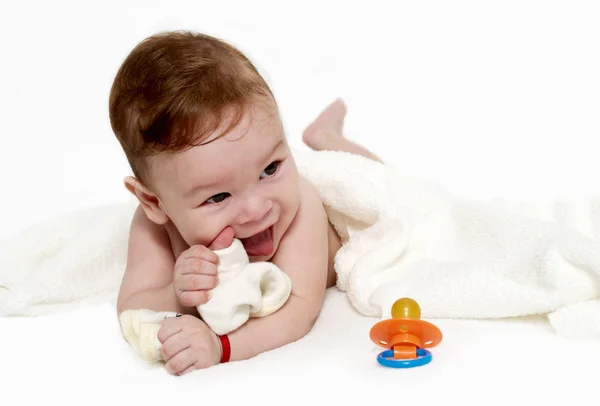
<box><xmin>2</xmin><ymin>149</ymin><xmax>600</xmax><ymax>339</ymax></box>
<box><xmin>296</xmin><ymin>150</ymin><xmax>600</xmax><ymax>339</ymax></box>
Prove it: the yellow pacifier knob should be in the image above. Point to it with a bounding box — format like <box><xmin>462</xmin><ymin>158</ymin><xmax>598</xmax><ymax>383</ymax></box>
<box><xmin>391</xmin><ymin>298</ymin><xmax>421</xmax><ymax>319</ymax></box>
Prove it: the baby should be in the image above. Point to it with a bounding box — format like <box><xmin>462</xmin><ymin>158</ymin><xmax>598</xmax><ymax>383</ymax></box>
<box><xmin>109</xmin><ymin>30</ymin><xmax>381</xmax><ymax>375</ymax></box>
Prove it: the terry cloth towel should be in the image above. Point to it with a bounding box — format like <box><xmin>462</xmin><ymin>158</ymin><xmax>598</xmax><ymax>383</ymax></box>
<box><xmin>2</xmin><ymin>149</ymin><xmax>600</xmax><ymax>339</ymax></box>
<box><xmin>293</xmin><ymin>150</ymin><xmax>600</xmax><ymax>339</ymax></box>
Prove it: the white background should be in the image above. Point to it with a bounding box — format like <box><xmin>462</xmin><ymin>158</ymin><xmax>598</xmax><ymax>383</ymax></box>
<box><xmin>1</xmin><ymin>1</ymin><xmax>600</xmax><ymax>404</ymax></box>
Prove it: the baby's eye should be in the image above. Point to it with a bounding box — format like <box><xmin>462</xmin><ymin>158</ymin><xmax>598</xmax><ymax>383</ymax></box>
<box><xmin>205</xmin><ymin>192</ymin><xmax>230</xmax><ymax>204</ymax></box>
<box><xmin>260</xmin><ymin>161</ymin><xmax>279</xmax><ymax>179</ymax></box>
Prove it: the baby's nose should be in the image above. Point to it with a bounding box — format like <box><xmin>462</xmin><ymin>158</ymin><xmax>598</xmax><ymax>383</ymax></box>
<box><xmin>237</xmin><ymin>195</ymin><xmax>273</xmax><ymax>224</ymax></box>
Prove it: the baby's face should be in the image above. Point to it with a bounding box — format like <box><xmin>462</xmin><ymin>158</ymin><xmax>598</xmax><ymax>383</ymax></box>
<box><xmin>150</xmin><ymin>104</ymin><xmax>300</xmax><ymax>260</ymax></box>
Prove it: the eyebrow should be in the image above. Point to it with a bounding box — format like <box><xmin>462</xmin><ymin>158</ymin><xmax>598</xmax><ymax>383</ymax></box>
<box><xmin>184</xmin><ymin>135</ymin><xmax>286</xmax><ymax>199</ymax></box>
<box><xmin>184</xmin><ymin>176</ymin><xmax>222</xmax><ymax>199</ymax></box>
<box><xmin>259</xmin><ymin>136</ymin><xmax>285</xmax><ymax>166</ymax></box>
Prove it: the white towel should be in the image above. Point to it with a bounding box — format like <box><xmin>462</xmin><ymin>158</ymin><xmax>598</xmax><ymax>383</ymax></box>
<box><xmin>2</xmin><ymin>149</ymin><xmax>600</xmax><ymax>339</ymax></box>
<box><xmin>294</xmin><ymin>150</ymin><xmax>600</xmax><ymax>338</ymax></box>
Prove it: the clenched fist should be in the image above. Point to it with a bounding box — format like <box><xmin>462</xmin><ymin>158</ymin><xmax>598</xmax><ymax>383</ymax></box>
<box><xmin>158</xmin><ymin>314</ymin><xmax>222</xmax><ymax>375</ymax></box>
<box><xmin>173</xmin><ymin>227</ymin><xmax>235</xmax><ymax>307</ymax></box>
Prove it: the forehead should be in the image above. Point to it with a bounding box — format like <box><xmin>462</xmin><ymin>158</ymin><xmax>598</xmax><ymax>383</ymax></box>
<box><xmin>151</xmin><ymin>105</ymin><xmax>284</xmax><ymax>190</ymax></box>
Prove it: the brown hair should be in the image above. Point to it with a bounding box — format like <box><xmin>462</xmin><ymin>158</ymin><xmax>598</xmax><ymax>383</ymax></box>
<box><xmin>108</xmin><ymin>30</ymin><xmax>276</xmax><ymax>183</ymax></box>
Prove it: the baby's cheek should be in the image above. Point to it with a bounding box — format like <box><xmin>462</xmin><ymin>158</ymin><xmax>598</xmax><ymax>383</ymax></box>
<box><xmin>283</xmin><ymin>186</ymin><xmax>301</xmax><ymax>225</ymax></box>
<box><xmin>193</xmin><ymin>216</ymin><xmax>231</xmax><ymax>246</ymax></box>
<box><xmin>288</xmin><ymin>181</ymin><xmax>302</xmax><ymax>212</ymax></box>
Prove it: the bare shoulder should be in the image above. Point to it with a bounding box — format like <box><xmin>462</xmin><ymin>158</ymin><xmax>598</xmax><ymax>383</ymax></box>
<box><xmin>277</xmin><ymin>176</ymin><xmax>329</xmax><ymax>252</ymax></box>
<box><xmin>272</xmin><ymin>176</ymin><xmax>330</xmax><ymax>298</ymax></box>
<box><xmin>117</xmin><ymin>204</ymin><xmax>176</xmax><ymax>310</ymax></box>
<box><xmin>296</xmin><ymin>176</ymin><xmax>328</xmax><ymax>223</ymax></box>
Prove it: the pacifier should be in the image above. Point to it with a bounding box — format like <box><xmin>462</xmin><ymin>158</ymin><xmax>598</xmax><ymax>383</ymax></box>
<box><xmin>369</xmin><ymin>298</ymin><xmax>443</xmax><ymax>368</ymax></box>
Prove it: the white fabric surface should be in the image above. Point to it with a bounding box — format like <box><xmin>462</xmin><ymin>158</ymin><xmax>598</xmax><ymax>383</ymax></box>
<box><xmin>2</xmin><ymin>290</ymin><xmax>599</xmax><ymax>405</ymax></box>
<box><xmin>296</xmin><ymin>150</ymin><xmax>600</xmax><ymax>338</ymax></box>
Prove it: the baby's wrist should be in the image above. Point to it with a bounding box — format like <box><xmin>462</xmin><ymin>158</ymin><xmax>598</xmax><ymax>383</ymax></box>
<box><xmin>213</xmin><ymin>331</ymin><xmax>222</xmax><ymax>361</ymax></box>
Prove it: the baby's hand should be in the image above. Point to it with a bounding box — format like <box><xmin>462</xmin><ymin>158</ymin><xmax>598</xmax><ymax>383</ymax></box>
<box><xmin>173</xmin><ymin>227</ymin><xmax>235</xmax><ymax>307</ymax></box>
<box><xmin>158</xmin><ymin>314</ymin><xmax>222</xmax><ymax>375</ymax></box>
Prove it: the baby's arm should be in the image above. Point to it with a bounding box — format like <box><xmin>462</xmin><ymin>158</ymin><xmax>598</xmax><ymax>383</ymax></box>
<box><xmin>116</xmin><ymin>205</ymin><xmax>194</xmax><ymax>316</ymax></box>
<box><xmin>226</xmin><ymin>178</ymin><xmax>330</xmax><ymax>361</ymax></box>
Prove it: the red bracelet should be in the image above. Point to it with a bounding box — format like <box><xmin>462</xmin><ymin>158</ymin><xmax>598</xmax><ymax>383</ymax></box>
<box><xmin>219</xmin><ymin>335</ymin><xmax>231</xmax><ymax>363</ymax></box>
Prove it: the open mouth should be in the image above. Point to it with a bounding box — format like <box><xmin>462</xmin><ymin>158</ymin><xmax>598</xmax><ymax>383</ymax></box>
<box><xmin>240</xmin><ymin>225</ymin><xmax>274</xmax><ymax>257</ymax></box>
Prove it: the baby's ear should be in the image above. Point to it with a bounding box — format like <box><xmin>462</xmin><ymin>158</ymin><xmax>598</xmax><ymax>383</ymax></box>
<box><xmin>123</xmin><ymin>176</ymin><xmax>169</xmax><ymax>225</ymax></box>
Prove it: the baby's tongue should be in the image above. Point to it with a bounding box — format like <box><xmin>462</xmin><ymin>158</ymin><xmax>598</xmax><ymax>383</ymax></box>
<box><xmin>241</xmin><ymin>227</ymin><xmax>273</xmax><ymax>257</ymax></box>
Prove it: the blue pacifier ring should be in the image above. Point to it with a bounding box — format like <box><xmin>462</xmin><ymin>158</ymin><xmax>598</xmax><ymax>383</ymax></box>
<box><xmin>377</xmin><ymin>348</ymin><xmax>432</xmax><ymax>368</ymax></box>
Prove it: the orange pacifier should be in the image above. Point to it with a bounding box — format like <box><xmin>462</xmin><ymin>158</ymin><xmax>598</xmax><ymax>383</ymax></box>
<box><xmin>369</xmin><ymin>298</ymin><xmax>442</xmax><ymax>368</ymax></box>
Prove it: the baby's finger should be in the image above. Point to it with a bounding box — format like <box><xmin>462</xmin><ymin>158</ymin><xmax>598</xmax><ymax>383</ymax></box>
<box><xmin>177</xmin><ymin>274</ymin><xmax>218</xmax><ymax>292</ymax></box>
<box><xmin>181</xmin><ymin>258</ymin><xmax>218</xmax><ymax>276</ymax></box>
<box><xmin>180</xmin><ymin>245</ymin><xmax>219</xmax><ymax>264</ymax></box>
<box><xmin>165</xmin><ymin>347</ymin><xmax>195</xmax><ymax>375</ymax></box>
<box><xmin>177</xmin><ymin>364</ymin><xmax>197</xmax><ymax>376</ymax></box>
<box><xmin>160</xmin><ymin>331</ymin><xmax>191</xmax><ymax>361</ymax></box>
<box><xmin>178</xmin><ymin>290</ymin><xmax>211</xmax><ymax>307</ymax></box>
<box><xmin>157</xmin><ymin>317</ymin><xmax>184</xmax><ymax>344</ymax></box>
<box><xmin>208</xmin><ymin>226</ymin><xmax>235</xmax><ymax>251</ymax></box>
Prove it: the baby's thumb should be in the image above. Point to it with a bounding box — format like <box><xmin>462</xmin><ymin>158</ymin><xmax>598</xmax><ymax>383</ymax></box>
<box><xmin>208</xmin><ymin>226</ymin><xmax>235</xmax><ymax>251</ymax></box>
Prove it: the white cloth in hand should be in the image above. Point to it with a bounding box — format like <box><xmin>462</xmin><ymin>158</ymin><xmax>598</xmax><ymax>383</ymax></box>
<box><xmin>197</xmin><ymin>238</ymin><xmax>292</xmax><ymax>335</ymax></box>
<box><xmin>119</xmin><ymin>309</ymin><xmax>179</xmax><ymax>362</ymax></box>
